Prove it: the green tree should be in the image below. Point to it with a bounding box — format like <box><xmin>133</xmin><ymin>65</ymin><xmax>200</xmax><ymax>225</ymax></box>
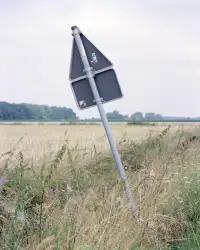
<box><xmin>144</xmin><ymin>112</ymin><xmax>156</xmax><ymax>120</ymax></box>
<box><xmin>155</xmin><ymin>114</ymin><xmax>163</xmax><ymax>120</ymax></box>
<box><xmin>0</xmin><ymin>102</ymin><xmax>77</xmax><ymax>121</ymax></box>
<box><xmin>130</xmin><ymin>112</ymin><xmax>143</xmax><ymax>121</ymax></box>
<box><xmin>106</xmin><ymin>110</ymin><xmax>127</xmax><ymax>120</ymax></box>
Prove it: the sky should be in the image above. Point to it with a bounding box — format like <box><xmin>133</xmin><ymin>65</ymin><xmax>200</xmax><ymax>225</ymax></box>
<box><xmin>0</xmin><ymin>0</ymin><xmax>200</xmax><ymax>118</ymax></box>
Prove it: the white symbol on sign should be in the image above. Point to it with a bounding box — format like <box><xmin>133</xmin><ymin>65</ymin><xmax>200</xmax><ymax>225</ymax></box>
<box><xmin>79</xmin><ymin>100</ymin><xmax>86</xmax><ymax>108</ymax></box>
<box><xmin>91</xmin><ymin>52</ymin><xmax>98</xmax><ymax>65</ymax></box>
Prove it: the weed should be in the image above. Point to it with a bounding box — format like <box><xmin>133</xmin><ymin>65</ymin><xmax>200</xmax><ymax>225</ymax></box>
<box><xmin>0</xmin><ymin>126</ymin><xmax>200</xmax><ymax>249</ymax></box>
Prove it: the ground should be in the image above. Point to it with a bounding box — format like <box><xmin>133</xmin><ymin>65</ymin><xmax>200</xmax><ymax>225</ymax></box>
<box><xmin>1</xmin><ymin>122</ymin><xmax>200</xmax><ymax>249</ymax></box>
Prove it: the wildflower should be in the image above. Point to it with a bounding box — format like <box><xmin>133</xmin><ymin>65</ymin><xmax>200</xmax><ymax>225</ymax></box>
<box><xmin>48</xmin><ymin>187</ymin><xmax>57</xmax><ymax>196</ymax></box>
<box><xmin>0</xmin><ymin>176</ymin><xmax>7</xmax><ymax>191</ymax></box>
<box><xmin>0</xmin><ymin>176</ymin><xmax>7</xmax><ymax>185</ymax></box>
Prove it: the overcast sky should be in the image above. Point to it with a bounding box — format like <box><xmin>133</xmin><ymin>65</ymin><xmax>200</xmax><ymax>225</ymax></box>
<box><xmin>0</xmin><ymin>0</ymin><xmax>200</xmax><ymax>118</ymax></box>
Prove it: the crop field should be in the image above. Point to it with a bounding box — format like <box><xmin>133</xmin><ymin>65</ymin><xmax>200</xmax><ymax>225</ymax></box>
<box><xmin>0</xmin><ymin>123</ymin><xmax>173</xmax><ymax>160</ymax></box>
<box><xmin>1</xmin><ymin>122</ymin><xmax>200</xmax><ymax>249</ymax></box>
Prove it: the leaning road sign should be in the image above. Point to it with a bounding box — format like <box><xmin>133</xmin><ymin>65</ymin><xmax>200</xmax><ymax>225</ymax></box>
<box><xmin>69</xmin><ymin>29</ymin><xmax>123</xmax><ymax>110</ymax></box>
<box><xmin>69</xmin><ymin>26</ymin><xmax>137</xmax><ymax>217</ymax></box>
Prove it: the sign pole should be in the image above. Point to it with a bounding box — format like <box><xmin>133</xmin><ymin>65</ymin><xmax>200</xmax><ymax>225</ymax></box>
<box><xmin>71</xmin><ymin>26</ymin><xmax>137</xmax><ymax>217</ymax></box>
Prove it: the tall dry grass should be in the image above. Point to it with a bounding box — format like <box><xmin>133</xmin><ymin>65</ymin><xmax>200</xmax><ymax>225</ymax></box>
<box><xmin>1</xmin><ymin>125</ymin><xmax>200</xmax><ymax>249</ymax></box>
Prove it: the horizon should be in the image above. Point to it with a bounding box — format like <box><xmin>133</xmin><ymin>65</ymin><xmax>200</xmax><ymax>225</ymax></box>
<box><xmin>1</xmin><ymin>100</ymin><xmax>200</xmax><ymax>119</ymax></box>
<box><xmin>1</xmin><ymin>1</ymin><xmax>200</xmax><ymax>119</ymax></box>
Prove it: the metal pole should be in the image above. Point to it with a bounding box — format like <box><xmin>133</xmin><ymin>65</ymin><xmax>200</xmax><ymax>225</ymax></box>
<box><xmin>71</xmin><ymin>26</ymin><xmax>137</xmax><ymax>217</ymax></box>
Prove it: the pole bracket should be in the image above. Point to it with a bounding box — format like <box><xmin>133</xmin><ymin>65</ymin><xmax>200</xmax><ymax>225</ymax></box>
<box><xmin>84</xmin><ymin>67</ymin><xmax>95</xmax><ymax>78</ymax></box>
<box><xmin>93</xmin><ymin>97</ymin><xmax>103</xmax><ymax>103</ymax></box>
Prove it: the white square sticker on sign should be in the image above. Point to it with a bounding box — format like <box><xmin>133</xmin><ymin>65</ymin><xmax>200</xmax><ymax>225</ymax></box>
<box><xmin>91</xmin><ymin>52</ymin><xmax>98</xmax><ymax>65</ymax></box>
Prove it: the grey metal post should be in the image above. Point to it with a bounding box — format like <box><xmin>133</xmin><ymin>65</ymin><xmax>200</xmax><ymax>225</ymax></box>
<box><xmin>71</xmin><ymin>26</ymin><xmax>137</xmax><ymax>217</ymax></box>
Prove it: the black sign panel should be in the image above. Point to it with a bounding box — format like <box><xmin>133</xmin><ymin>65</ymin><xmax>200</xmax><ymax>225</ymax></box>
<box><xmin>71</xmin><ymin>69</ymin><xmax>123</xmax><ymax>110</ymax></box>
<box><xmin>69</xmin><ymin>33</ymin><xmax>113</xmax><ymax>81</ymax></box>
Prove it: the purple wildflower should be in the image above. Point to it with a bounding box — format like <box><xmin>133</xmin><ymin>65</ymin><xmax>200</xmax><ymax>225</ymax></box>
<box><xmin>48</xmin><ymin>187</ymin><xmax>57</xmax><ymax>196</ymax></box>
<box><xmin>0</xmin><ymin>176</ymin><xmax>7</xmax><ymax>190</ymax></box>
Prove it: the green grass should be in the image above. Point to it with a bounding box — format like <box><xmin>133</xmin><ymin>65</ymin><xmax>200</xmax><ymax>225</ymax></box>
<box><xmin>170</xmin><ymin>167</ymin><xmax>200</xmax><ymax>249</ymax></box>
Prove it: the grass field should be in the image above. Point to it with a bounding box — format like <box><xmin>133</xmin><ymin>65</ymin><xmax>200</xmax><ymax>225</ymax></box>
<box><xmin>1</xmin><ymin>122</ymin><xmax>200</xmax><ymax>249</ymax></box>
<box><xmin>0</xmin><ymin>123</ymin><xmax>170</xmax><ymax>159</ymax></box>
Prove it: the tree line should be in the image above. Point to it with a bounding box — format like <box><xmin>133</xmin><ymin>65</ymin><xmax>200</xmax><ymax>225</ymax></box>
<box><xmin>0</xmin><ymin>102</ymin><xmax>198</xmax><ymax>121</ymax></box>
<box><xmin>106</xmin><ymin>110</ymin><xmax>163</xmax><ymax>120</ymax></box>
<box><xmin>105</xmin><ymin>110</ymin><xmax>199</xmax><ymax>121</ymax></box>
<box><xmin>0</xmin><ymin>102</ymin><xmax>77</xmax><ymax>121</ymax></box>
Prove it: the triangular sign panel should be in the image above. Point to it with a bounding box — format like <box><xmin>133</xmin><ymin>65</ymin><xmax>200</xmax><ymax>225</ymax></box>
<box><xmin>69</xmin><ymin>32</ymin><xmax>113</xmax><ymax>81</ymax></box>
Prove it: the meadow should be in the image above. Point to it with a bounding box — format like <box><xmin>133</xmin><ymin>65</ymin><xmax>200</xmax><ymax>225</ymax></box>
<box><xmin>1</xmin><ymin>122</ymin><xmax>200</xmax><ymax>249</ymax></box>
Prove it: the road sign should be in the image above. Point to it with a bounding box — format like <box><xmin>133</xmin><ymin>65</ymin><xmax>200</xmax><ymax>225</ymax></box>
<box><xmin>69</xmin><ymin>27</ymin><xmax>123</xmax><ymax>110</ymax></box>
<box><xmin>69</xmin><ymin>26</ymin><xmax>137</xmax><ymax>217</ymax></box>
<box><xmin>71</xmin><ymin>68</ymin><xmax>123</xmax><ymax>110</ymax></box>
<box><xmin>69</xmin><ymin>31</ymin><xmax>113</xmax><ymax>82</ymax></box>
